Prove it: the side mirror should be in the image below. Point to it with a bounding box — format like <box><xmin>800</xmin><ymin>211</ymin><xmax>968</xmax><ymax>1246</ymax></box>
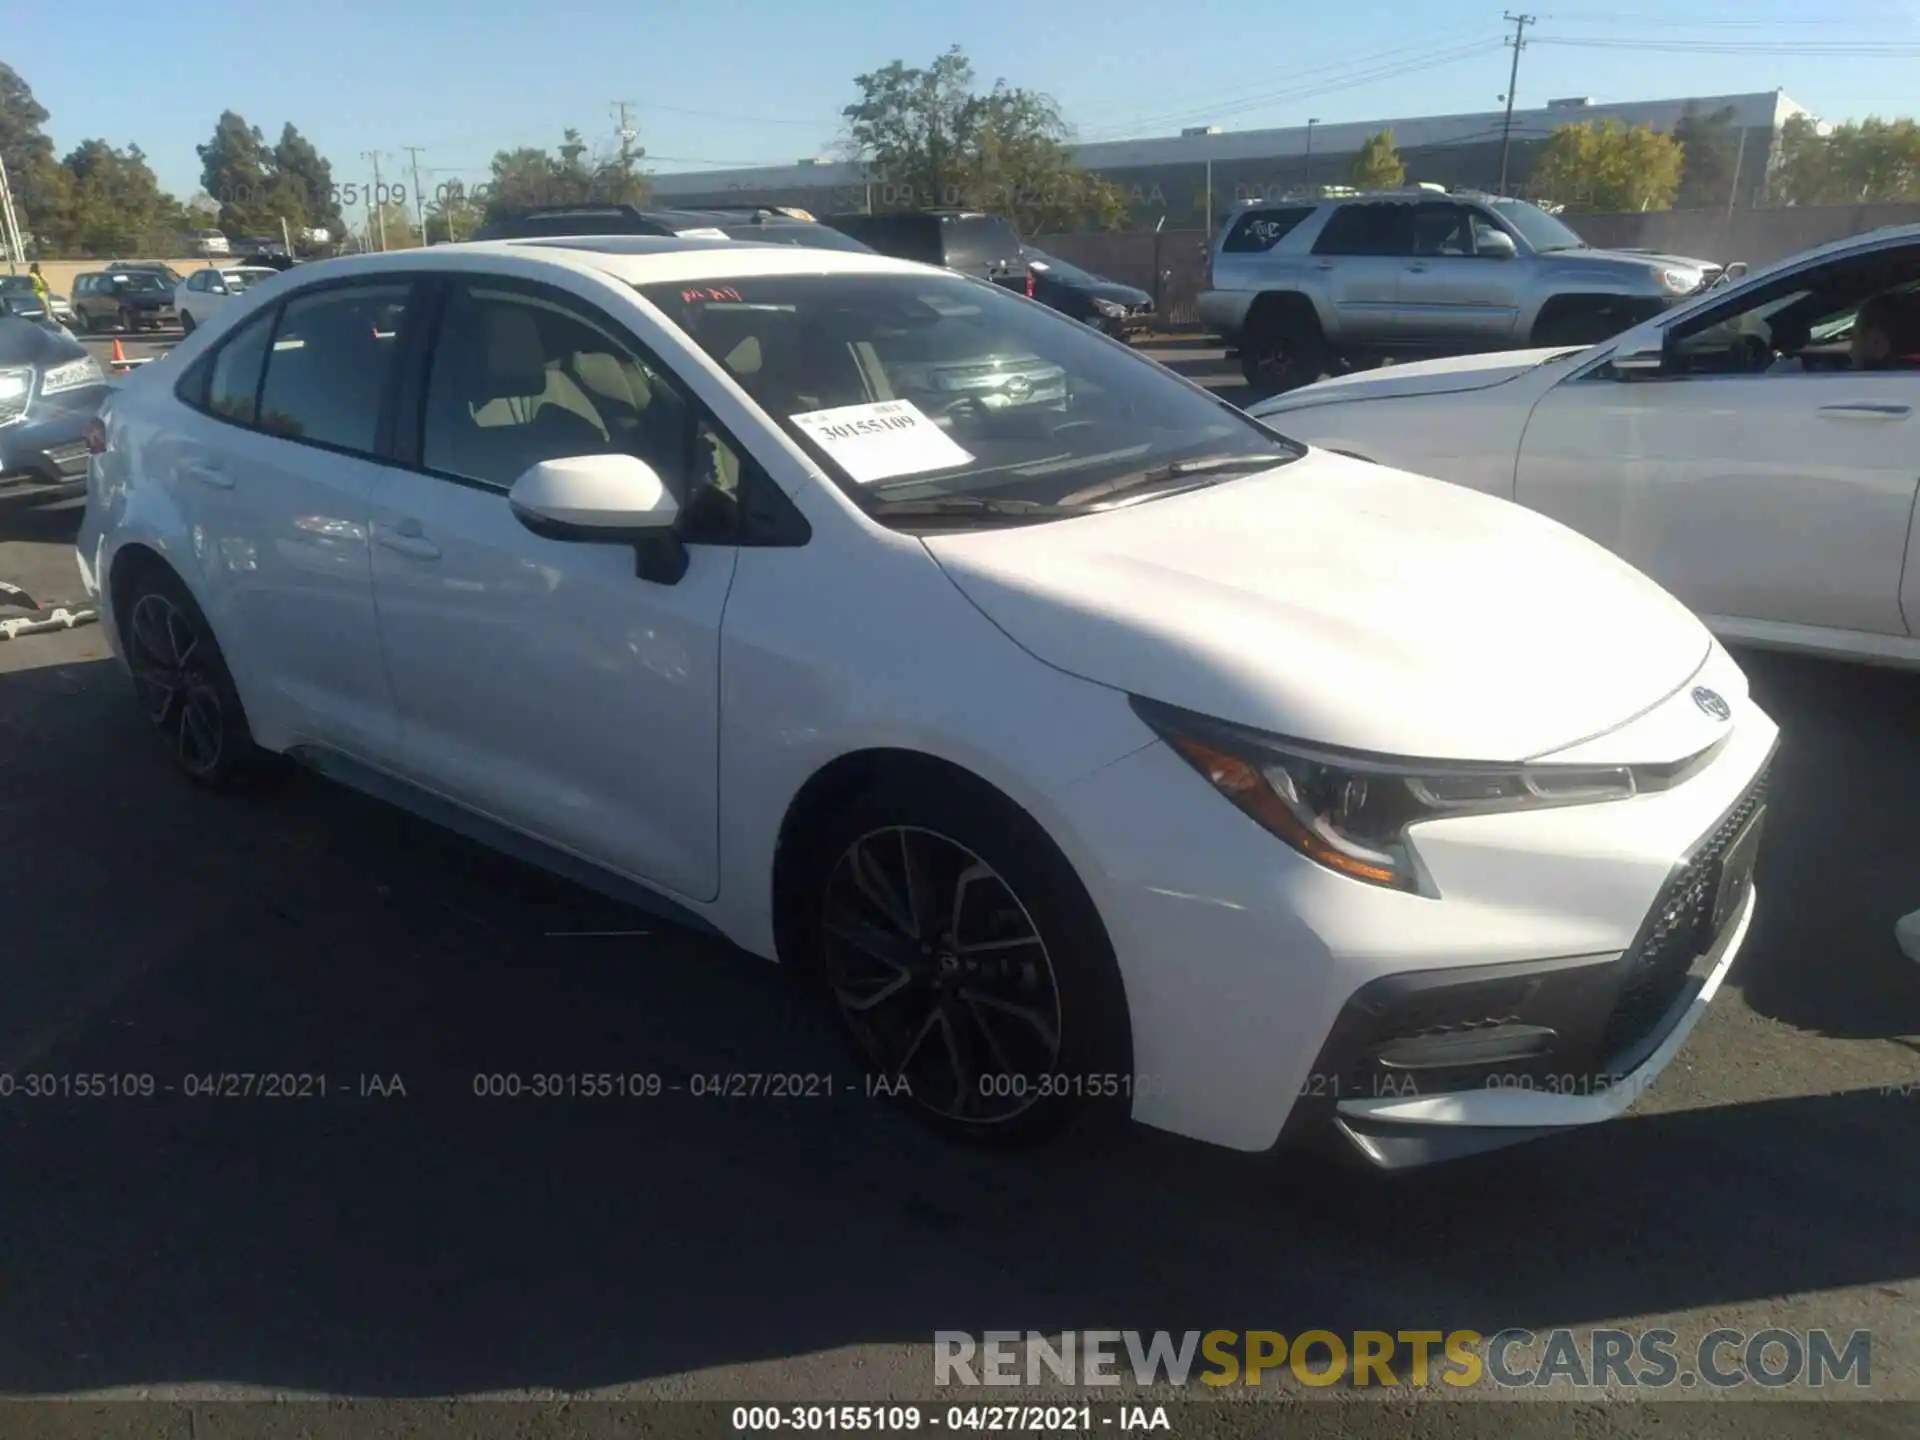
<box><xmin>211</xmin><ymin>284</ymin><xmax>228</xmax><ymax>295</ymax></box>
<box><xmin>1477</xmin><ymin>230</ymin><xmax>1518</xmax><ymax>260</ymax></box>
<box><xmin>508</xmin><ymin>453</ymin><xmax>688</xmax><ymax>584</ymax></box>
<box><xmin>1609</xmin><ymin>338</ymin><xmax>1667</xmax><ymax>376</ymax></box>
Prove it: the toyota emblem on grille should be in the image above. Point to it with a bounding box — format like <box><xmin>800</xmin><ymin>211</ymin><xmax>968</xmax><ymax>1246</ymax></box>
<box><xmin>1692</xmin><ymin>687</ymin><xmax>1731</xmax><ymax>721</ymax></box>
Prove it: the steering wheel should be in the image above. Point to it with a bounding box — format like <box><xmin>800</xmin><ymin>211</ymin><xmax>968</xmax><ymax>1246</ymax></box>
<box><xmin>1731</xmin><ymin>332</ymin><xmax>1775</xmax><ymax>373</ymax></box>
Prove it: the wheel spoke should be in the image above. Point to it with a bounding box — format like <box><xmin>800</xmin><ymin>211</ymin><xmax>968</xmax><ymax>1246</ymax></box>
<box><xmin>960</xmin><ymin>993</ymin><xmax>1023</xmax><ymax>1080</ymax></box>
<box><xmin>898</xmin><ymin>829</ymin><xmax>938</xmax><ymax>941</ymax></box>
<box><xmin>130</xmin><ymin>597</ymin><xmax>176</xmax><ymax>666</ymax></box>
<box><xmin>824</xmin><ymin>907</ymin><xmax>918</xmax><ymax>974</ymax></box>
<box><xmin>179</xmin><ymin>688</ymin><xmax>222</xmax><ymax>771</ymax></box>
<box><xmin>849</xmin><ymin>836</ymin><xmax>916</xmax><ymax>939</ymax></box>
<box><xmin>957</xmin><ymin>987</ymin><xmax>1059</xmax><ymax>1056</ymax></box>
<box><xmin>935</xmin><ymin>1009</ymin><xmax>976</xmax><ymax>1116</ymax></box>
<box><xmin>833</xmin><ymin>970</ymin><xmax>914</xmax><ymax>1015</ymax></box>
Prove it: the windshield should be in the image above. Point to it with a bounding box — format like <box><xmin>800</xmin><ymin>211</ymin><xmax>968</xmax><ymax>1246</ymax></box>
<box><xmin>114</xmin><ymin>273</ymin><xmax>168</xmax><ymax>291</ymax></box>
<box><xmin>638</xmin><ymin>273</ymin><xmax>1298</xmax><ymax>520</ymax></box>
<box><xmin>1487</xmin><ymin>198</ymin><xmax>1587</xmax><ymax>253</ymax></box>
<box><xmin>1021</xmin><ymin>249</ymin><xmax>1103</xmax><ymax>287</ymax></box>
<box><xmin>224</xmin><ymin>270</ymin><xmax>275</xmax><ymax>291</ymax></box>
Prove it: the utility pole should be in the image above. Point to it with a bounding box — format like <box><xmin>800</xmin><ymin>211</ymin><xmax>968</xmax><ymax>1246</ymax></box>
<box><xmin>611</xmin><ymin>101</ymin><xmax>638</xmax><ymax>196</ymax></box>
<box><xmin>404</xmin><ymin>146</ymin><xmax>428</xmax><ymax>243</ymax></box>
<box><xmin>1304</xmin><ymin>117</ymin><xmax>1320</xmax><ymax>191</ymax></box>
<box><xmin>1496</xmin><ymin>12</ymin><xmax>1535</xmax><ymax>197</ymax></box>
<box><xmin>0</xmin><ymin>153</ymin><xmax>23</xmax><ymax>273</ymax></box>
<box><xmin>362</xmin><ymin>151</ymin><xmax>388</xmax><ymax>251</ymax></box>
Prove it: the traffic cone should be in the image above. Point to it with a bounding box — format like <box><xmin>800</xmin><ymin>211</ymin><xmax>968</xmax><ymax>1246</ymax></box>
<box><xmin>111</xmin><ymin>337</ymin><xmax>126</xmax><ymax>366</ymax></box>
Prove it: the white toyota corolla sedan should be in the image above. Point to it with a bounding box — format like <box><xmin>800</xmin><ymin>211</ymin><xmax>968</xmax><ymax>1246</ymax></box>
<box><xmin>76</xmin><ymin>237</ymin><xmax>1777</xmax><ymax>1168</ymax></box>
<box><xmin>1253</xmin><ymin>224</ymin><xmax>1920</xmax><ymax>670</ymax></box>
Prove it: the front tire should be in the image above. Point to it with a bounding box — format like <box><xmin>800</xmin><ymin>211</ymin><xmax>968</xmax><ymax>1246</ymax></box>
<box><xmin>180</xmin><ymin>311</ymin><xmax>196</xmax><ymax>335</ymax></box>
<box><xmin>118</xmin><ymin>565</ymin><xmax>280</xmax><ymax>790</ymax></box>
<box><xmin>1240</xmin><ymin>302</ymin><xmax>1327</xmax><ymax>396</ymax></box>
<box><xmin>794</xmin><ymin>777</ymin><xmax>1133</xmax><ymax>1147</ymax></box>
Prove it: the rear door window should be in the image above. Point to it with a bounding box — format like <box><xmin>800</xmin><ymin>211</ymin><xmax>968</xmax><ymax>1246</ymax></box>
<box><xmin>1221</xmin><ymin>206</ymin><xmax>1316</xmax><ymax>253</ymax></box>
<box><xmin>255</xmin><ymin>282</ymin><xmax>412</xmax><ymax>454</ymax></box>
<box><xmin>1311</xmin><ymin>203</ymin><xmax>1415</xmax><ymax>257</ymax></box>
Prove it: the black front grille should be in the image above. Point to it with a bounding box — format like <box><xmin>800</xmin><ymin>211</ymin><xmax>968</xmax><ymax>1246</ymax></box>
<box><xmin>1599</xmin><ymin>767</ymin><xmax>1770</xmax><ymax>1061</ymax></box>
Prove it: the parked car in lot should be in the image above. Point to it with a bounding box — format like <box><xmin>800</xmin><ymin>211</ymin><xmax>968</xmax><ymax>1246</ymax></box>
<box><xmin>192</xmin><ymin>229</ymin><xmax>231</xmax><ymax>257</ymax></box>
<box><xmin>0</xmin><ymin>315</ymin><xmax>109</xmax><ymax>493</ymax></box>
<box><xmin>1020</xmin><ymin>247</ymin><xmax>1154</xmax><ymax>339</ymax></box>
<box><xmin>821</xmin><ymin>209</ymin><xmax>1027</xmax><ymax>291</ymax></box>
<box><xmin>72</xmin><ymin>269</ymin><xmax>178</xmax><ymax>333</ymax></box>
<box><xmin>79</xmin><ymin>235</ymin><xmax>1776</xmax><ymax>1169</ymax></box>
<box><xmin>1200</xmin><ymin>188</ymin><xmax>1723</xmax><ymax>395</ymax></box>
<box><xmin>476</xmin><ymin>203</ymin><xmax>876</xmax><ymax>254</ymax></box>
<box><xmin>174</xmin><ymin>265</ymin><xmax>283</xmax><ymax>333</ymax></box>
<box><xmin>1255</xmin><ymin>224</ymin><xmax>1920</xmax><ymax>670</ymax></box>
<box><xmin>0</xmin><ymin>274</ymin><xmax>77</xmax><ymax>327</ymax></box>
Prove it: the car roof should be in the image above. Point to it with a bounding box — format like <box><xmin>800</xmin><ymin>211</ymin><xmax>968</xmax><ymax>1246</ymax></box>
<box><xmin>252</xmin><ymin>236</ymin><xmax>930</xmax><ymax>287</ymax></box>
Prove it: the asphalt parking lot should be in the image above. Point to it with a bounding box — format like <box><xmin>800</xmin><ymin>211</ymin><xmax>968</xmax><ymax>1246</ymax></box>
<box><xmin>0</xmin><ymin>333</ymin><xmax>1914</xmax><ymax>1434</ymax></box>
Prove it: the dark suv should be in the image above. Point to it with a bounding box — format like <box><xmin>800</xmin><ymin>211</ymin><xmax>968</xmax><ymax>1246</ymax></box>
<box><xmin>475</xmin><ymin>203</ymin><xmax>875</xmax><ymax>253</ymax></box>
<box><xmin>71</xmin><ymin>269</ymin><xmax>177</xmax><ymax>333</ymax></box>
<box><xmin>819</xmin><ymin>210</ymin><xmax>1026</xmax><ymax>289</ymax></box>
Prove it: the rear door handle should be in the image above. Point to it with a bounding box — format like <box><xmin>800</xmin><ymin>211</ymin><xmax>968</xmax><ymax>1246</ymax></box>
<box><xmin>181</xmin><ymin>460</ymin><xmax>232</xmax><ymax>489</ymax></box>
<box><xmin>1816</xmin><ymin>403</ymin><xmax>1911</xmax><ymax>420</ymax></box>
<box><xmin>373</xmin><ymin>520</ymin><xmax>441</xmax><ymax>560</ymax></box>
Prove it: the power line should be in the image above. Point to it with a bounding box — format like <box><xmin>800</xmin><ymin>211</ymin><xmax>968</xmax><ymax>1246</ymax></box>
<box><xmin>1095</xmin><ymin>40</ymin><xmax>1501</xmax><ymax>138</ymax></box>
<box><xmin>1497</xmin><ymin>12</ymin><xmax>1536</xmax><ymax>197</ymax></box>
<box><xmin>1533</xmin><ymin>35</ymin><xmax>1920</xmax><ymax>53</ymax></box>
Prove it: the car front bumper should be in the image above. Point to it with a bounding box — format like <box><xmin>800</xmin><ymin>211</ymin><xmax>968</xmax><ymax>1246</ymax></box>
<box><xmin>1047</xmin><ymin>643</ymin><xmax>1777</xmax><ymax>1164</ymax></box>
<box><xmin>0</xmin><ymin>382</ymin><xmax>111</xmax><ymax>495</ymax></box>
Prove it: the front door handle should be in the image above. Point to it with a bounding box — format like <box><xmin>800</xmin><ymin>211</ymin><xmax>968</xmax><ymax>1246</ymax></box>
<box><xmin>181</xmin><ymin>460</ymin><xmax>232</xmax><ymax>489</ymax></box>
<box><xmin>373</xmin><ymin>520</ymin><xmax>441</xmax><ymax>560</ymax></box>
<box><xmin>1406</xmin><ymin>261</ymin><xmax>1429</xmax><ymax>273</ymax></box>
<box><xmin>1816</xmin><ymin>402</ymin><xmax>1911</xmax><ymax>420</ymax></box>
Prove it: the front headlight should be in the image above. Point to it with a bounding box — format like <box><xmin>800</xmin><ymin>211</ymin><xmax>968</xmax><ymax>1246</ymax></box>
<box><xmin>1131</xmin><ymin>696</ymin><xmax>1637</xmax><ymax>893</ymax></box>
<box><xmin>1656</xmin><ymin>267</ymin><xmax>1700</xmax><ymax>295</ymax></box>
<box><xmin>41</xmin><ymin>355</ymin><xmax>104</xmax><ymax>395</ymax></box>
<box><xmin>1091</xmin><ymin>297</ymin><xmax>1127</xmax><ymax>318</ymax></box>
<box><xmin>0</xmin><ymin>365</ymin><xmax>30</xmax><ymax>415</ymax></box>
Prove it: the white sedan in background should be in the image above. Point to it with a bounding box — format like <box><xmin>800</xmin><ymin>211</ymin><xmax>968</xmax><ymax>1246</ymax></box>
<box><xmin>1254</xmin><ymin>224</ymin><xmax>1920</xmax><ymax>670</ymax></box>
<box><xmin>173</xmin><ymin>265</ymin><xmax>283</xmax><ymax>334</ymax></box>
<box><xmin>79</xmin><ymin>238</ymin><xmax>1774</xmax><ymax>1169</ymax></box>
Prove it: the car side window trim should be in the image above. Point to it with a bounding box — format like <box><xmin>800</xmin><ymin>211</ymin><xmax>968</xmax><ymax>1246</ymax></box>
<box><xmin>394</xmin><ymin>270</ymin><xmax>809</xmax><ymax>548</ymax></box>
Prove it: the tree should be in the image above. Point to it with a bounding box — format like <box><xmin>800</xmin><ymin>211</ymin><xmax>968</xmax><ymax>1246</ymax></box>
<box><xmin>1530</xmin><ymin>119</ymin><xmax>1683</xmax><ymax>212</ymax></box>
<box><xmin>1348</xmin><ymin>130</ymin><xmax>1405</xmax><ymax>189</ymax></box>
<box><xmin>60</xmin><ymin>140</ymin><xmax>181</xmax><ymax>254</ymax></box>
<box><xmin>198</xmin><ymin>110</ymin><xmax>277</xmax><ymax>235</ymax></box>
<box><xmin>1772</xmin><ymin>115</ymin><xmax>1920</xmax><ymax>205</ymax></box>
<box><xmin>0</xmin><ymin>65</ymin><xmax>70</xmax><ymax>254</ymax></box>
<box><xmin>1672</xmin><ymin>104</ymin><xmax>1740</xmax><ymax>209</ymax></box>
<box><xmin>841</xmin><ymin>45</ymin><xmax>1124</xmax><ymax>231</ymax></box>
<box><xmin>368</xmin><ymin>199</ymin><xmax>418</xmax><ymax>250</ymax></box>
<box><xmin>424</xmin><ymin>181</ymin><xmax>484</xmax><ymax>244</ymax></box>
<box><xmin>479</xmin><ymin>128</ymin><xmax>650</xmax><ymax>223</ymax></box>
<box><xmin>272</xmin><ymin>124</ymin><xmax>348</xmax><ymax>248</ymax></box>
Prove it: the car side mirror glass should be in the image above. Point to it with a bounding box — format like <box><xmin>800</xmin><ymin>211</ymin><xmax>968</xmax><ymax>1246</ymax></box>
<box><xmin>508</xmin><ymin>453</ymin><xmax>688</xmax><ymax>584</ymax></box>
<box><xmin>1478</xmin><ymin>230</ymin><xmax>1518</xmax><ymax>260</ymax></box>
<box><xmin>1610</xmin><ymin>339</ymin><xmax>1667</xmax><ymax>376</ymax></box>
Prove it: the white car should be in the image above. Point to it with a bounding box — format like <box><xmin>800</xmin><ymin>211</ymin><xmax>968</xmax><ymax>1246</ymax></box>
<box><xmin>76</xmin><ymin>238</ymin><xmax>1776</xmax><ymax>1168</ymax></box>
<box><xmin>1252</xmin><ymin>224</ymin><xmax>1920</xmax><ymax>670</ymax></box>
<box><xmin>174</xmin><ymin>266</ymin><xmax>282</xmax><ymax>334</ymax></box>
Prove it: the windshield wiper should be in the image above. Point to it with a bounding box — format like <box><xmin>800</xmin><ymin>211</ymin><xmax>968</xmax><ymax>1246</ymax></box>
<box><xmin>866</xmin><ymin>495</ymin><xmax>1075</xmax><ymax>521</ymax></box>
<box><xmin>1056</xmin><ymin>452</ymin><xmax>1287</xmax><ymax>508</ymax></box>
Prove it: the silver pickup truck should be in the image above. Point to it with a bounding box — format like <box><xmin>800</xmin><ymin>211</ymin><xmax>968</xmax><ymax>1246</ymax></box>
<box><xmin>1198</xmin><ymin>188</ymin><xmax>1725</xmax><ymax>395</ymax></box>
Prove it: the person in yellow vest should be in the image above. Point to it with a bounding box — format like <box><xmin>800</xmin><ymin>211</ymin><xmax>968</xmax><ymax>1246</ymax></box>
<box><xmin>27</xmin><ymin>262</ymin><xmax>53</xmax><ymax>315</ymax></box>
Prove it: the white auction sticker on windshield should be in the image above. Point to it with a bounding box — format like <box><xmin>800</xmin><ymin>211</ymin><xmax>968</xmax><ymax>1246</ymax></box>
<box><xmin>789</xmin><ymin>400</ymin><xmax>974</xmax><ymax>484</ymax></box>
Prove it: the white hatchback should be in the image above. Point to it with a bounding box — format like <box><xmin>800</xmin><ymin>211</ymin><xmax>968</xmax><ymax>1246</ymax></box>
<box><xmin>77</xmin><ymin>237</ymin><xmax>1777</xmax><ymax>1167</ymax></box>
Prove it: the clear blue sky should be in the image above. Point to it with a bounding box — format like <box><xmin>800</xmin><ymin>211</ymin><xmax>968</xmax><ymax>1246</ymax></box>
<box><xmin>21</xmin><ymin>0</ymin><xmax>1920</xmax><ymax>207</ymax></box>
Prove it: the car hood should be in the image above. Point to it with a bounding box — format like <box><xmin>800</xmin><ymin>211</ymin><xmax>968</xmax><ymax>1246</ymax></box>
<box><xmin>922</xmin><ymin>452</ymin><xmax>1711</xmax><ymax>763</ymax></box>
<box><xmin>1252</xmin><ymin>347</ymin><xmax>1576</xmax><ymax>414</ymax></box>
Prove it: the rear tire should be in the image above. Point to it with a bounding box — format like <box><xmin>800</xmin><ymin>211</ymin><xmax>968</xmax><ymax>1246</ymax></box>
<box><xmin>789</xmin><ymin>773</ymin><xmax>1134</xmax><ymax>1148</ymax></box>
<box><xmin>1239</xmin><ymin>299</ymin><xmax>1328</xmax><ymax>396</ymax></box>
<box><xmin>116</xmin><ymin>563</ymin><xmax>283</xmax><ymax>791</ymax></box>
